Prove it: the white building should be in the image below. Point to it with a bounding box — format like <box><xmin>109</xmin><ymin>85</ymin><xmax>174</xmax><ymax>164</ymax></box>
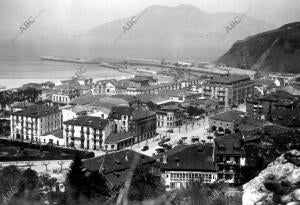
<box><xmin>10</xmin><ymin>105</ymin><xmax>62</xmax><ymax>142</ymax></box>
<box><xmin>62</xmin><ymin>116</ymin><xmax>116</xmax><ymax>150</ymax></box>
<box><xmin>158</xmin><ymin>145</ymin><xmax>217</xmax><ymax>191</ymax></box>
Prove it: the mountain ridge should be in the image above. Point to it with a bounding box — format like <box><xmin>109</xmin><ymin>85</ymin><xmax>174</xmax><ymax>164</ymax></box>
<box><xmin>85</xmin><ymin>4</ymin><xmax>275</xmax><ymax>42</ymax></box>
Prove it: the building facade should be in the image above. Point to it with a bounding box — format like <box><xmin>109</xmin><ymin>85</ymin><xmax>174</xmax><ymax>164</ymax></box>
<box><xmin>156</xmin><ymin>105</ymin><xmax>184</xmax><ymax>128</ymax></box>
<box><xmin>202</xmin><ymin>74</ymin><xmax>254</xmax><ymax>107</ymax></box>
<box><xmin>63</xmin><ymin>116</ymin><xmax>115</xmax><ymax>150</ymax></box>
<box><xmin>209</xmin><ymin>110</ymin><xmax>244</xmax><ymax>134</ymax></box>
<box><xmin>214</xmin><ymin>134</ymin><xmax>246</xmax><ymax>184</ymax></box>
<box><xmin>159</xmin><ymin>145</ymin><xmax>217</xmax><ymax>191</ymax></box>
<box><xmin>246</xmin><ymin>90</ymin><xmax>298</xmax><ymax>119</ymax></box>
<box><xmin>10</xmin><ymin>105</ymin><xmax>62</xmax><ymax>142</ymax></box>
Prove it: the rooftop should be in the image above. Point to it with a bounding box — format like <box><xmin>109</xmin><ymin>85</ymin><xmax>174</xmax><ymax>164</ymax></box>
<box><xmin>161</xmin><ymin>144</ymin><xmax>216</xmax><ymax>171</ymax></box>
<box><xmin>209</xmin><ymin>74</ymin><xmax>250</xmax><ymax>84</ymax></box>
<box><xmin>132</xmin><ymin>108</ymin><xmax>156</xmax><ymax>120</ymax></box>
<box><xmin>215</xmin><ymin>133</ymin><xmax>245</xmax><ymax>156</ymax></box>
<box><xmin>110</xmin><ymin>106</ymin><xmax>135</xmax><ymax>116</ymax></box>
<box><xmin>210</xmin><ymin>110</ymin><xmax>245</xmax><ymax>122</ymax></box>
<box><xmin>11</xmin><ymin>102</ymin><xmax>35</xmax><ymax>109</ymax></box>
<box><xmin>63</xmin><ymin>116</ymin><xmax>109</xmax><ymax>130</ymax></box>
<box><xmin>83</xmin><ymin>150</ymin><xmax>155</xmax><ymax>174</ymax></box>
<box><xmin>12</xmin><ymin>105</ymin><xmax>60</xmax><ymax>118</ymax></box>
<box><xmin>105</xmin><ymin>132</ymin><xmax>135</xmax><ymax>144</ymax></box>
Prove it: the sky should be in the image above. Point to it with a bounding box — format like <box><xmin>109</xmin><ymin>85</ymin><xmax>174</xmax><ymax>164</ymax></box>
<box><xmin>0</xmin><ymin>0</ymin><xmax>299</xmax><ymax>38</ymax></box>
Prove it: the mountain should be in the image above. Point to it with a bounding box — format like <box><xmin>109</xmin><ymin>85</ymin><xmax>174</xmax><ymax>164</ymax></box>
<box><xmin>86</xmin><ymin>4</ymin><xmax>273</xmax><ymax>41</ymax></box>
<box><xmin>216</xmin><ymin>22</ymin><xmax>300</xmax><ymax>73</ymax></box>
<box><xmin>83</xmin><ymin>4</ymin><xmax>274</xmax><ymax>61</ymax></box>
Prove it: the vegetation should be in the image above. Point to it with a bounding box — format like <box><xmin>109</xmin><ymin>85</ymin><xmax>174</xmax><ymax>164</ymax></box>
<box><xmin>0</xmin><ymin>138</ymin><xmax>94</xmax><ymax>161</ymax></box>
<box><xmin>0</xmin><ymin>87</ymin><xmax>41</xmax><ymax>114</ymax></box>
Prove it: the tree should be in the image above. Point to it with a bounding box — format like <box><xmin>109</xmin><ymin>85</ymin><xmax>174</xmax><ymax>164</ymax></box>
<box><xmin>128</xmin><ymin>165</ymin><xmax>164</xmax><ymax>201</ymax></box>
<box><xmin>21</xmin><ymin>168</ymin><xmax>39</xmax><ymax>191</ymax></box>
<box><xmin>39</xmin><ymin>174</ymin><xmax>57</xmax><ymax>191</ymax></box>
<box><xmin>66</xmin><ymin>154</ymin><xmax>88</xmax><ymax>200</ymax></box>
<box><xmin>211</xmin><ymin>126</ymin><xmax>217</xmax><ymax>131</ymax></box>
<box><xmin>86</xmin><ymin>171</ymin><xmax>110</xmax><ymax>200</ymax></box>
<box><xmin>225</xmin><ymin>129</ymin><xmax>231</xmax><ymax>135</ymax></box>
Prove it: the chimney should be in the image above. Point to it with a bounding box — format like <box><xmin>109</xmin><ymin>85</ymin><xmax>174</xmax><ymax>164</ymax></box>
<box><xmin>162</xmin><ymin>154</ymin><xmax>167</xmax><ymax>164</ymax></box>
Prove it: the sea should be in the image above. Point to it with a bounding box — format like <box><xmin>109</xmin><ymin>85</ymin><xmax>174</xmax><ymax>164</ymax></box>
<box><xmin>0</xmin><ymin>57</ymin><xmax>131</xmax><ymax>90</ymax></box>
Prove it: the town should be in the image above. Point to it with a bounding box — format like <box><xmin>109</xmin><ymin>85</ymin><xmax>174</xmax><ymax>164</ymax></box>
<box><xmin>1</xmin><ymin>59</ymin><xmax>300</xmax><ymax>204</ymax></box>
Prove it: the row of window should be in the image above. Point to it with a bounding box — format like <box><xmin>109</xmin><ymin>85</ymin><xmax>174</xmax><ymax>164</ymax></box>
<box><xmin>168</xmin><ymin>173</ymin><xmax>213</xmax><ymax>180</ymax></box>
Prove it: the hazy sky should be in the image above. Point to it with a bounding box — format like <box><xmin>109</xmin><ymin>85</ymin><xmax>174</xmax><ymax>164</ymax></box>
<box><xmin>0</xmin><ymin>0</ymin><xmax>299</xmax><ymax>38</ymax></box>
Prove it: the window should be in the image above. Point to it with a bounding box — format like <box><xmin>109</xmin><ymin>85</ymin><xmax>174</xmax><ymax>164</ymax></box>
<box><xmin>111</xmin><ymin>145</ymin><xmax>115</xmax><ymax>149</ymax></box>
<box><xmin>170</xmin><ymin>183</ymin><xmax>176</xmax><ymax>189</ymax></box>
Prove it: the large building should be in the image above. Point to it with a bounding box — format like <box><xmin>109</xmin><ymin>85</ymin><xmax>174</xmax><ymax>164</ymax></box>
<box><xmin>10</xmin><ymin>105</ymin><xmax>62</xmax><ymax>143</ymax></box>
<box><xmin>62</xmin><ymin>116</ymin><xmax>115</xmax><ymax>150</ymax></box>
<box><xmin>214</xmin><ymin>134</ymin><xmax>246</xmax><ymax>184</ymax></box>
<box><xmin>84</xmin><ymin>150</ymin><xmax>160</xmax><ymax>191</ymax></box>
<box><xmin>109</xmin><ymin>107</ymin><xmax>157</xmax><ymax>144</ymax></box>
<box><xmin>202</xmin><ymin>74</ymin><xmax>255</xmax><ymax>107</ymax></box>
<box><xmin>156</xmin><ymin>104</ymin><xmax>184</xmax><ymax>128</ymax></box>
<box><xmin>158</xmin><ymin>144</ymin><xmax>217</xmax><ymax>191</ymax></box>
<box><xmin>132</xmin><ymin>108</ymin><xmax>157</xmax><ymax>143</ymax></box>
<box><xmin>209</xmin><ymin>110</ymin><xmax>245</xmax><ymax>135</ymax></box>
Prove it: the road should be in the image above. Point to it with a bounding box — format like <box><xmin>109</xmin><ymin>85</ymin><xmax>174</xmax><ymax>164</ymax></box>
<box><xmin>126</xmin><ymin>116</ymin><xmax>212</xmax><ymax>157</ymax></box>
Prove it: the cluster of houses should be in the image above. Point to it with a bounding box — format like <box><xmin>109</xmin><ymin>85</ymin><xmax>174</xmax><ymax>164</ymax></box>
<box><xmin>4</xmin><ymin>71</ymin><xmax>300</xmax><ymax>192</ymax></box>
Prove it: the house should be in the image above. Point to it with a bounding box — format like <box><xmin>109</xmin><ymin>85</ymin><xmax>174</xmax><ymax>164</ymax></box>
<box><xmin>158</xmin><ymin>144</ymin><xmax>217</xmax><ymax>191</ymax></box>
<box><xmin>40</xmin><ymin>130</ymin><xmax>64</xmax><ymax>146</ymax></box>
<box><xmin>156</xmin><ymin>104</ymin><xmax>184</xmax><ymax>128</ymax></box>
<box><xmin>132</xmin><ymin>108</ymin><xmax>157</xmax><ymax>143</ymax></box>
<box><xmin>83</xmin><ymin>150</ymin><xmax>160</xmax><ymax>190</ymax></box>
<box><xmin>94</xmin><ymin>79</ymin><xmax>119</xmax><ymax>95</ymax></box>
<box><xmin>104</xmin><ymin>132</ymin><xmax>135</xmax><ymax>151</ymax></box>
<box><xmin>209</xmin><ymin>110</ymin><xmax>245</xmax><ymax>135</ymax></box>
<box><xmin>109</xmin><ymin>106</ymin><xmax>135</xmax><ymax>132</ymax></box>
<box><xmin>108</xmin><ymin>107</ymin><xmax>157</xmax><ymax>143</ymax></box>
<box><xmin>184</xmin><ymin>97</ymin><xmax>221</xmax><ymax>116</ymax></box>
<box><xmin>59</xmin><ymin>105</ymin><xmax>89</xmax><ymax>122</ymax></box>
<box><xmin>10</xmin><ymin>105</ymin><xmax>62</xmax><ymax>142</ymax></box>
<box><xmin>202</xmin><ymin>74</ymin><xmax>255</xmax><ymax>107</ymax></box>
<box><xmin>254</xmin><ymin>79</ymin><xmax>275</xmax><ymax>95</ymax></box>
<box><xmin>284</xmin><ymin>83</ymin><xmax>300</xmax><ymax>96</ymax></box>
<box><xmin>214</xmin><ymin>133</ymin><xmax>246</xmax><ymax>184</ymax></box>
<box><xmin>62</xmin><ymin>116</ymin><xmax>115</xmax><ymax>150</ymax></box>
<box><xmin>52</xmin><ymin>84</ymin><xmax>80</xmax><ymax>105</ymax></box>
<box><xmin>246</xmin><ymin>90</ymin><xmax>298</xmax><ymax>120</ymax></box>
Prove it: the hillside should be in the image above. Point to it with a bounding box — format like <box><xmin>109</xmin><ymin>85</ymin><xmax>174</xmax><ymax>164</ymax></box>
<box><xmin>216</xmin><ymin>22</ymin><xmax>300</xmax><ymax>73</ymax></box>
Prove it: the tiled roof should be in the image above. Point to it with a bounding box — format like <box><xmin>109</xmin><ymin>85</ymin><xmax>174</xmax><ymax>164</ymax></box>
<box><xmin>161</xmin><ymin>144</ymin><xmax>216</xmax><ymax>171</ymax></box>
<box><xmin>210</xmin><ymin>110</ymin><xmax>244</xmax><ymax>122</ymax></box>
<box><xmin>105</xmin><ymin>132</ymin><xmax>135</xmax><ymax>144</ymax></box>
<box><xmin>132</xmin><ymin>108</ymin><xmax>156</xmax><ymax>120</ymax></box>
<box><xmin>129</xmin><ymin>76</ymin><xmax>150</xmax><ymax>82</ymax></box>
<box><xmin>63</xmin><ymin>116</ymin><xmax>109</xmax><ymax>130</ymax></box>
<box><xmin>11</xmin><ymin>102</ymin><xmax>35</xmax><ymax>109</ymax></box>
<box><xmin>215</xmin><ymin>133</ymin><xmax>245</xmax><ymax>156</ymax></box>
<box><xmin>12</xmin><ymin>105</ymin><xmax>60</xmax><ymax>118</ymax></box>
<box><xmin>110</xmin><ymin>106</ymin><xmax>135</xmax><ymax>116</ymax></box>
<box><xmin>209</xmin><ymin>74</ymin><xmax>250</xmax><ymax>84</ymax></box>
<box><xmin>160</xmin><ymin>104</ymin><xmax>183</xmax><ymax>111</ymax></box>
<box><xmin>83</xmin><ymin>150</ymin><xmax>155</xmax><ymax>174</ymax></box>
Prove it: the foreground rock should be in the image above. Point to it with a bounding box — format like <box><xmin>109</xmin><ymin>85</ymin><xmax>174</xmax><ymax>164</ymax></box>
<box><xmin>243</xmin><ymin>150</ymin><xmax>300</xmax><ymax>205</ymax></box>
